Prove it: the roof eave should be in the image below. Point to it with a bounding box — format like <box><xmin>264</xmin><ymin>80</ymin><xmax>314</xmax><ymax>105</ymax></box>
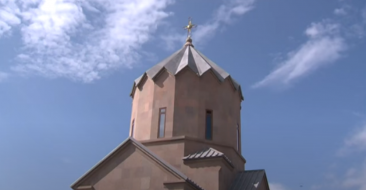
<box><xmin>130</xmin><ymin>84</ymin><xmax>136</xmax><ymax>98</ymax></box>
<box><xmin>70</xmin><ymin>138</ymin><xmax>133</xmax><ymax>189</ymax></box>
<box><xmin>130</xmin><ymin>73</ymin><xmax>148</xmax><ymax>98</ymax></box>
<box><xmin>183</xmin><ymin>156</ymin><xmax>234</xmax><ymax>169</ymax></box>
<box><xmin>71</xmin><ymin>137</ymin><xmax>197</xmax><ymax>189</ymax></box>
<box><xmin>239</xmin><ymin>86</ymin><xmax>244</xmax><ymax>101</ymax></box>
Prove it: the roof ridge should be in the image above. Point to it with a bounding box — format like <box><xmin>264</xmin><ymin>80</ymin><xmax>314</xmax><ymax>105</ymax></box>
<box><xmin>130</xmin><ymin>46</ymin><xmax>243</xmax><ymax>100</ymax></box>
<box><xmin>229</xmin><ymin>170</ymin><xmax>267</xmax><ymax>190</ymax></box>
<box><xmin>183</xmin><ymin>147</ymin><xmax>233</xmax><ymax>168</ymax></box>
<box><xmin>207</xmin><ymin>147</ymin><xmax>223</xmax><ymax>153</ymax></box>
<box><xmin>131</xmin><ymin>138</ymin><xmax>204</xmax><ymax>190</ymax></box>
<box><xmin>71</xmin><ymin>137</ymin><xmax>204</xmax><ymax>190</ymax></box>
<box><xmin>244</xmin><ymin>169</ymin><xmax>266</xmax><ymax>172</ymax></box>
<box><xmin>130</xmin><ymin>138</ymin><xmax>188</xmax><ymax>178</ymax></box>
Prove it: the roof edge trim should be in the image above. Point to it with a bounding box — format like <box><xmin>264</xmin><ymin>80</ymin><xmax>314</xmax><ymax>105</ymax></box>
<box><xmin>71</xmin><ymin>137</ymin><xmax>194</xmax><ymax>189</ymax></box>
<box><xmin>183</xmin><ymin>156</ymin><xmax>234</xmax><ymax>169</ymax></box>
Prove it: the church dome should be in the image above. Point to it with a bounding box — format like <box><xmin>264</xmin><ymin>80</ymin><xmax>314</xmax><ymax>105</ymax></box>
<box><xmin>131</xmin><ymin>38</ymin><xmax>243</xmax><ymax>100</ymax></box>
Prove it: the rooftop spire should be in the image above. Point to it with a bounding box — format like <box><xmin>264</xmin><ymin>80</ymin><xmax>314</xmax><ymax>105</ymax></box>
<box><xmin>184</xmin><ymin>17</ymin><xmax>196</xmax><ymax>47</ymax></box>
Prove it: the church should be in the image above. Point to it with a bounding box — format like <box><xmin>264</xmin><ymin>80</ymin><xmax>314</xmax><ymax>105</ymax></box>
<box><xmin>70</xmin><ymin>19</ymin><xmax>270</xmax><ymax>190</ymax></box>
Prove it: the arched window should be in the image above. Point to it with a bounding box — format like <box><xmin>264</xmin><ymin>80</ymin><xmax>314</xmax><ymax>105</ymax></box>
<box><xmin>205</xmin><ymin>110</ymin><xmax>213</xmax><ymax>140</ymax></box>
<box><xmin>158</xmin><ymin>108</ymin><xmax>166</xmax><ymax>138</ymax></box>
<box><xmin>131</xmin><ymin>119</ymin><xmax>135</xmax><ymax>137</ymax></box>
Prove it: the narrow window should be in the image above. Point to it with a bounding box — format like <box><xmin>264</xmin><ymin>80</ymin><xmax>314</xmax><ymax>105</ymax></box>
<box><xmin>205</xmin><ymin>110</ymin><xmax>213</xmax><ymax>140</ymax></box>
<box><xmin>236</xmin><ymin>124</ymin><xmax>240</xmax><ymax>151</ymax></box>
<box><xmin>131</xmin><ymin>119</ymin><xmax>135</xmax><ymax>137</ymax></box>
<box><xmin>158</xmin><ymin>108</ymin><xmax>166</xmax><ymax>138</ymax></box>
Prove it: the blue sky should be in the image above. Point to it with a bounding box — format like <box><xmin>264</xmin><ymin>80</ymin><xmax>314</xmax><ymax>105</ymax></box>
<box><xmin>1</xmin><ymin>0</ymin><xmax>366</xmax><ymax>190</ymax></box>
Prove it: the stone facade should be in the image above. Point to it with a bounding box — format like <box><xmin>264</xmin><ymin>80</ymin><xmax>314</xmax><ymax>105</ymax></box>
<box><xmin>71</xmin><ymin>139</ymin><xmax>202</xmax><ymax>190</ymax></box>
<box><xmin>71</xmin><ymin>39</ymin><xmax>269</xmax><ymax>190</ymax></box>
<box><xmin>131</xmin><ymin>68</ymin><xmax>242</xmax><ymax>151</ymax></box>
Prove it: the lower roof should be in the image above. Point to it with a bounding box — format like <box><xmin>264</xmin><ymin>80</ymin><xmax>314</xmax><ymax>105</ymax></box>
<box><xmin>71</xmin><ymin>137</ymin><xmax>204</xmax><ymax>190</ymax></box>
<box><xmin>183</xmin><ymin>147</ymin><xmax>234</xmax><ymax>168</ymax></box>
<box><xmin>229</xmin><ymin>170</ymin><xmax>269</xmax><ymax>190</ymax></box>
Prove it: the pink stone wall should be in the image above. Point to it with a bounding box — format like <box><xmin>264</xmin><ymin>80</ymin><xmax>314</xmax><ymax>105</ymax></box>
<box><xmin>183</xmin><ymin>139</ymin><xmax>245</xmax><ymax>172</ymax></box>
<box><xmin>151</xmin><ymin>70</ymin><xmax>176</xmax><ymax>138</ymax></box>
<box><xmin>144</xmin><ymin>140</ymin><xmax>185</xmax><ymax>170</ymax></box>
<box><xmin>131</xmin><ymin>76</ymin><xmax>154</xmax><ymax>140</ymax></box>
<box><xmin>129</xmin><ymin>66</ymin><xmax>245</xmax><ymax>190</ymax></box>
<box><xmin>131</xmin><ymin>70</ymin><xmax>176</xmax><ymax>141</ymax></box>
<box><xmin>181</xmin><ymin>160</ymin><xmax>221</xmax><ymax>190</ymax></box>
<box><xmin>78</xmin><ymin>145</ymin><xmax>181</xmax><ymax>190</ymax></box>
<box><xmin>131</xmin><ymin>68</ymin><xmax>242</xmax><ymax>153</ymax></box>
<box><xmin>143</xmin><ymin>137</ymin><xmax>245</xmax><ymax>190</ymax></box>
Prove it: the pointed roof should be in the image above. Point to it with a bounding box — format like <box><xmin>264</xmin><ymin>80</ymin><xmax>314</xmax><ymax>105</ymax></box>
<box><xmin>183</xmin><ymin>147</ymin><xmax>233</xmax><ymax>167</ymax></box>
<box><xmin>131</xmin><ymin>38</ymin><xmax>243</xmax><ymax>100</ymax></box>
<box><xmin>71</xmin><ymin>137</ymin><xmax>204</xmax><ymax>190</ymax></box>
<box><xmin>229</xmin><ymin>170</ymin><xmax>270</xmax><ymax>190</ymax></box>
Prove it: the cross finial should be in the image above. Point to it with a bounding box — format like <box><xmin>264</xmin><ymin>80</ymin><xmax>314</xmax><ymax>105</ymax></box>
<box><xmin>184</xmin><ymin>17</ymin><xmax>196</xmax><ymax>38</ymax></box>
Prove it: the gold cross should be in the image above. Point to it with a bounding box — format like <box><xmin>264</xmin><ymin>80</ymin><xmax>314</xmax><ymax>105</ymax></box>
<box><xmin>184</xmin><ymin>17</ymin><xmax>196</xmax><ymax>37</ymax></box>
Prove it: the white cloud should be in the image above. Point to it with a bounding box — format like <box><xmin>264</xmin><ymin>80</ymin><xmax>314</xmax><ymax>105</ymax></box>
<box><xmin>362</xmin><ymin>6</ymin><xmax>366</xmax><ymax>22</ymax></box>
<box><xmin>345</xmin><ymin>124</ymin><xmax>366</xmax><ymax>150</ymax></box>
<box><xmin>198</xmin><ymin>0</ymin><xmax>255</xmax><ymax>41</ymax></box>
<box><xmin>332</xmin><ymin>120</ymin><xmax>366</xmax><ymax>190</ymax></box>
<box><xmin>0</xmin><ymin>71</ymin><xmax>9</xmax><ymax>82</ymax></box>
<box><xmin>1</xmin><ymin>0</ymin><xmax>256</xmax><ymax>82</ymax></box>
<box><xmin>349</xmin><ymin>23</ymin><xmax>366</xmax><ymax>39</ymax></box>
<box><xmin>161</xmin><ymin>0</ymin><xmax>255</xmax><ymax>50</ymax></box>
<box><xmin>20</xmin><ymin>0</ymin><xmax>85</xmax><ymax>51</ymax></box>
<box><xmin>269</xmin><ymin>183</ymin><xmax>287</xmax><ymax>190</ymax></box>
<box><xmin>342</xmin><ymin>161</ymin><xmax>366</xmax><ymax>190</ymax></box>
<box><xmin>338</xmin><ymin>122</ymin><xmax>366</xmax><ymax>155</ymax></box>
<box><xmin>318</xmin><ymin>114</ymin><xmax>366</xmax><ymax>190</ymax></box>
<box><xmin>344</xmin><ymin>6</ymin><xmax>366</xmax><ymax>39</ymax></box>
<box><xmin>334</xmin><ymin>8</ymin><xmax>347</xmax><ymax>16</ymax></box>
<box><xmin>304</xmin><ymin>22</ymin><xmax>339</xmax><ymax>38</ymax></box>
<box><xmin>0</xmin><ymin>1</ymin><xmax>21</xmax><ymax>36</ymax></box>
<box><xmin>1</xmin><ymin>0</ymin><xmax>174</xmax><ymax>82</ymax></box>
<box><xmin>160</xmin><ymin>32</ymin><xmax>186</xmax><ymax>51</ymax></box>
<box><xmin>253</xmin><ymin>21</ymin><xmax>346</xmax><ymax>88</ymax></box>
<box><xmin>61</xmin><ymin>157</ymin><xmax>72</xmax><ymax>164</ymax></box>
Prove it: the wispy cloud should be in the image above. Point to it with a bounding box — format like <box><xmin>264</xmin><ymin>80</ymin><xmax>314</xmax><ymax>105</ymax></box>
<box><xmin>338</xmin><ymin>122</ymin><xmax>366</xmax><ymax>156</ymax></box>
<box><xmin>61</xmin><ymin>157</ymin><xmax>73</xmax><ymax>164</ymax></box>
<box><xmin>342</xmin><ymin>162</ymin><xmax>366</xmax><ymax>190</ymax></box>
<box><xmin>314</xmin><ymin>124</ymin><xmax>366</xmax><ymax>190</ymax></box>
<box><xmin>160</xmin><ymin>32</ymin><xmax>186</xmax><ymax>51</ymax></box>
<box><xmin>0</xmin><ymin>0</ymin><xmax>21</xmax><ymax>36</ymax></box>
<box><xmin>161</xmin><ymin>0</ymin><xmax>256</xmax><ymax>50</ymax></box>
<box><xmin>342</xmin><ymin>5</ymin><xmax>366</xmax><ymax>39</ymax></box>
<box><xmin>0</xmin><ymin>71</ymin><xmax>9</xmax><ymax>82</ymax></box>
<box><xmin>362</xmin><ymin>6</ymin><xmax>366</xmax><ymax>22</ymax></box>
<box><xmin>269</xmin><ymin>183</ymin><xmax>288</xmax><ymax>190</ymax></box>
<box><xmin>1</xmin><ymin>0</ymin><xmax>255</xmax><ymax>82</ymax></box>
<box><xmin>338</xmin><ymin>122</ymin><xmax>366</xmax><ymax>190</ymax></box>
<box><xmin>1</xmin><ymin>0</ymin><xmax>174</xmax><ymax>82</ymax></box>
<box><xmin>334</xmin><ymin>7</ymin><xmax>348</xmax><ymax>16</ymax></box>
<box><xmin>253</xmin><ymin>21</ymin><xmax>346</xmax><ymax>88</ymax></box>
<box><xmin>195</xmin><ymin>0</ymin><xmax>255</xmax><ymax>43</ymax></box>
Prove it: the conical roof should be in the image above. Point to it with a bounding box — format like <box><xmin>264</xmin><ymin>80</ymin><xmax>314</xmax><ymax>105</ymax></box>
<box><xmin>131</xmin><ymin>38</ymin><xmax>243</xmax><ymax>100</ymax></box>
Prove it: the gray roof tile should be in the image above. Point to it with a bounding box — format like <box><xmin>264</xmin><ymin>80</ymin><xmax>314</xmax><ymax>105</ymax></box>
<box><xmin>183</xmin><ymin>147</ymin><xmax>233</xmax><ymax>167</ymax></box>
<box><xmin>229</xmin><ymin>170</ymin><xmax>268</xmax><ymax>190</ymax></box>
<box><xmin>132</xmin><ymin>45</ymin><xmax>243</xmax><ymax>100</ymax></box>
